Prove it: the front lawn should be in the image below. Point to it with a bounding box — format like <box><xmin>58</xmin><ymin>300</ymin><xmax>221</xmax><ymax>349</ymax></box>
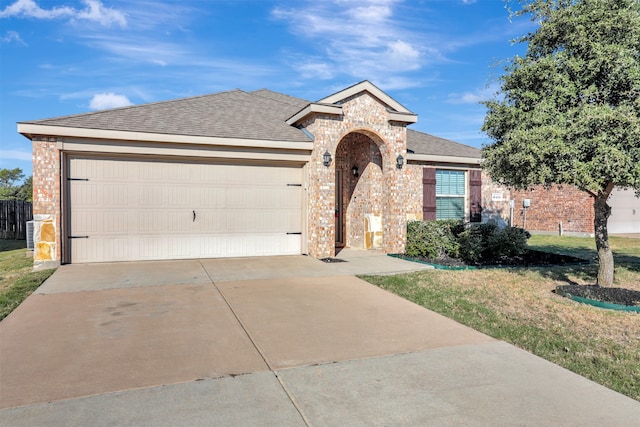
<box><xmin>362</xmin><ymin>234</ymin><xmax>640</xmax><ymax>401</ymax></box>
<box><xmin>0</xmin><ymin>240</ymin><xmax>56</xmax><ymax>321</ymax></box>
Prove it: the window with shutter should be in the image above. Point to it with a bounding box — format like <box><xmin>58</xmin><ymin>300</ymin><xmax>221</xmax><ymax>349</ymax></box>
<box><xmin>435</xmin><ymin>170</ymin><xmax>465</xmax><ymax>221</ymax></box>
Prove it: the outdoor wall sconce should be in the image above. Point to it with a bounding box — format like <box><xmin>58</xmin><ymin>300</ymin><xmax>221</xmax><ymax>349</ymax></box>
<box><xmin>323</xmin><ymin>151</ymin><xmax>332</xmax><ymax>167</ymax></box>
<box><xmin>396</xmin><ymin>154</ymin><xmax>404</xmax><ymax>169</ymax></box>
<box><xmin>351</xmin><ymin>165</ymin><xmax>359</xmax><ymax>177</ymax></box>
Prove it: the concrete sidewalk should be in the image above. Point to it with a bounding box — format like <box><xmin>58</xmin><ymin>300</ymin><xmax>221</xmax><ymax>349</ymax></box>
<box><xmin>1</xmin><ymin>254</ymin><xmax>639</xmax><ymax>426</ymax></box>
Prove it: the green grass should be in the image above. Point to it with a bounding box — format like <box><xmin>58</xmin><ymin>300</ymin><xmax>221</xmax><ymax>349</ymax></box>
<box><xmin>362</xmin><ymin>234</ymin><xmax>640</xmax><ymax>401</ymax></box>
<box><xmin>0</xmin><ymin>240</ymin><xmax>56</xmax><ymax>321</ymax></box>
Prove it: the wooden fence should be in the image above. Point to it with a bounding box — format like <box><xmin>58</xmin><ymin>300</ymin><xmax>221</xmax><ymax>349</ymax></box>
<box><xmin>0</xmin><ymin>200</ymin><xmax>33</xmax><ymax>240</ymax></box>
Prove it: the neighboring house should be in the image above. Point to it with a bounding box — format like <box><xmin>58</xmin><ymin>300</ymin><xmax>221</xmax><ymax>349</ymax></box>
<box><xmin>482</xmin><ymin>182</ymin><xmax>639</xmax><ymax>237</ymax></box>
<box><xmin>21</xmin><ymin>81</ymin><xmax>484</xmax><ymax>267</ymax></box>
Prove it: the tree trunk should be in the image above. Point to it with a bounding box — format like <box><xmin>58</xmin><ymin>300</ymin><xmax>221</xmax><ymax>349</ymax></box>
<box><xmin>593</xmin><ymin>185</ymin><xmax>615</xmax><ymax>287</ymax></box>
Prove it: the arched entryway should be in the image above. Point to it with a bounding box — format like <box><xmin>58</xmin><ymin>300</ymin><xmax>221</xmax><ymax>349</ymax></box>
<box><xmin>334</xmin><ymin>131</ymin><xmax>386</xmax><ymax>250</ymax></box>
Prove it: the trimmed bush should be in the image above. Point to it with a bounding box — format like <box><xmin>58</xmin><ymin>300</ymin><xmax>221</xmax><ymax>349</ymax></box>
<box><xmin>458</xmin><ymin>223</ymin><xmax>530</xmax><ymax>264</ymax></box>
<box><xmin>406</xmin><ymin>220</ymin><xmax>530</xmax><ymax>265</ymax></box>
<box><xmin>406</xmin><ymin>220</ymin><xmax>461</xmax><ymax>260</ymax></box>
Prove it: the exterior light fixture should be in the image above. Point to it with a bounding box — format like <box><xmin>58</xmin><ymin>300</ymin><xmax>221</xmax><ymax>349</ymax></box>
<box><xmin>396</xmin><ymin>154</ymin><xmax>404</xmax><ymax>169</ymax></box>
<box><xmin>323</xmin><ymin>151</ymin><xmax>332</xmax><ymax>167</ymax></box>
<box><xmin>351</xmin><ymin>165</ymin><xmax>359</xmax><ymax>177</ymax></box>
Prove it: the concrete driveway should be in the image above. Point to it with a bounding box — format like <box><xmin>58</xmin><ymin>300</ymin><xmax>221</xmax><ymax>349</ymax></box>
<box><xmin>1</xmin><ymin>253</ymin><xmax>639</xmax><ymax>426</ymax></box>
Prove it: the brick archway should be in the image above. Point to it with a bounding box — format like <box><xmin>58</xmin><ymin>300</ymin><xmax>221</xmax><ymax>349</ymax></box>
<box><xmin>335</xmin><ymin>131</ymin><xmax>386</xmax><ymax>250</ymax></box>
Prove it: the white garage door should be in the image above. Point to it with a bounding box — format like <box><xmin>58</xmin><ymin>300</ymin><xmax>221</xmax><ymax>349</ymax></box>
<box><xmin>68</xmin><ymin>157</ymin><xmax>303</xmax><ymax>263</ymax></box>
<box><xmin>608</xmin><ymin>188</ymin><xmax>640</xmax><ymax>234</ymax></box>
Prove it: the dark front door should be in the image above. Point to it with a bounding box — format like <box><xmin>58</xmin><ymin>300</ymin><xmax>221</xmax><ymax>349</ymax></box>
<box><xmin>335</xmin><ymin>169</ymin><xmax>344</xmax><ymax>246</ymax></box>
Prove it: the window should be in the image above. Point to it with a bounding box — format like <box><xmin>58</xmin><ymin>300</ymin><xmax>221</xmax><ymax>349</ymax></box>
<box><xmin>436</xmin><ymin>170</ymin><xmax>465</xmax><ymax>220</ymax></box>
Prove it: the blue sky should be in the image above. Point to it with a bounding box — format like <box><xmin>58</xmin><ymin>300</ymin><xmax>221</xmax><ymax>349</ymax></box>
<box><xmin>0</xmin><ymin>0</ymin><xmax>532</xmax><ymax>177</ymax></box>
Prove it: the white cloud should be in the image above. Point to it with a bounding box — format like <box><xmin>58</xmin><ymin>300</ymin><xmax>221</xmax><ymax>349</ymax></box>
<box><xmin>0</xmin><ymin>0</ymin><xmax>127</xmax><ymax>28</ymax></box>
<box><xmin>75</xmin><ymin>0</ymin><xmax>126</xmax><ymax>28</ymax></box>
<box><xmin>447</xmin><ymin>83</ymin><xmax>500</xmax><ymax>104</ymax></box>
<box><xmin>345</xmin><ymin>2</ymin><xmax>394</xmax><ymax>23</ymax></box>
<box><xmin>297</xmin><ymin>61</ymin><xmax>335</xmax><ymax>80</ymax></box>
<box><xmin>273</xmin><ymin>0</ymin><xmax>426</xmax><ymax>86</ymax></box>
<box><xmin>0</xmin><ymin>149</ymin><xmax>32</xmax><ymax>161</ymax></box>
<box><xmin>82</xmin><ymin>34</ymin><xmax>187</xmax><ymax>66</ymax></box>
<box><xmin>89</xmin><ymin>93</ymin><xmax>133</xmax><ymax>110</ymax></box>
<box><xmin>386</xmin><ymin>40</ymin><xmax>420</xmax><ymax>70</ymax></box>
<box><xmin>1</xmin><ymin>30</ymin><xmax>26</xmax><ymax>45</ymax></box>
<box><xmin>0</xmin><ymin>0</ymin><xmax>73</xmax><ymax>19</ymax></box>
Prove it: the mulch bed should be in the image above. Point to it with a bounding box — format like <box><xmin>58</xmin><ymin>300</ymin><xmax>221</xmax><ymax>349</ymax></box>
<box><xmin>556</xmin><ymin>285</ymin><xmax>640</xmax><ymax>308</ymax></box>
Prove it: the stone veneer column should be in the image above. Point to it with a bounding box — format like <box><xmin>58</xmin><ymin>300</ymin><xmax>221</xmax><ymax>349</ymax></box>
<box><xmin>32</xmin><ymin>137</ymin><xmax>61</xmax><ymax>268</ymax></box>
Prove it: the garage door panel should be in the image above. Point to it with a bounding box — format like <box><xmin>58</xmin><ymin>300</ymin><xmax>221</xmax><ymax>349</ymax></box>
<box><xmin>70</xmin><ymin>183</ymin><xmax>98</xmax><ymax>207</ymax></box>
<box><xmin>199</xmin><ymin>234</ymin><xmax>300</xmax><ymax>258</ymax></box>
<box><xmin>139</xmin><ymin>185</ymin><xmax>166</xmax><ymax>207</ymax></box>
<box><xmin>102</xmin><ymin>211</ymin><xmax>129</xmax><ymax>233</ymax></box>
<box><xmin>166</xmin><ymin>186</ymin><xmax>197</xmax><ymax>207</ymax></box>
<box><xmin>102</xmin><ymin>184</ymin><xmax>130</xmax><ymax>206</ymax></box>
<box><xmin>68</xmin><ymin>157</ymin><xmax>303</xmax><ymax>263</ymax></box>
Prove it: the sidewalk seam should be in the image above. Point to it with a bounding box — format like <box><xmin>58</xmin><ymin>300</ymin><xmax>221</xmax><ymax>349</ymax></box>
<box><xmin>198</xmin><ymin>260</ymin><xmax>312</xmax><ymax>427</ymax></box>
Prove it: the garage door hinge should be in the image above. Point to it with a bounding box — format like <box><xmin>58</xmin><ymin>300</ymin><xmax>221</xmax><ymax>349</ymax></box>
<box><xmin>286</xmin><ymin>232</ymin><xmax>302</xmax><ymax>235</ymax></box>
<box><xmin>68</xmin><ymin>236</ymin><xmax>89</xmax><ymax>239</ymax></box>
<box><xmin>67</xmin><ymin>178</ymin><xmax>89</xmax><ymax>181</ymax></box>
<box><xmin>287</xmin><ymin>183</ymin><xmax>302</xmax><ymax>186</ymax></box>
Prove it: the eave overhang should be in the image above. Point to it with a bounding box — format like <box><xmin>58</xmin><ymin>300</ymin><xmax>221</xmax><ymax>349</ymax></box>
<box><xmin>387</xmin><ymin>110</ymin><xmax>418</xmax><ymax>124</ymax></box>
<box><xmin>18</xmin><ymin>123</ymin><xmax>314</xmax><ymax>152</ymax></box>
<box><xmin>285</xmin><ymin>103</ymin><xmax>342</xmax><ymax>126</ymax></box>
<box><xmin>407</xmin><ymin>153</ymin><xmax>482</xmax><ymax>166</ymax></box>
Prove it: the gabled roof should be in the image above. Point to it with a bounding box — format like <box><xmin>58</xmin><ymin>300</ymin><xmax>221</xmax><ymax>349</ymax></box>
<box><xmin>20</xmin><ymin>89</ymin><xmax>312</xmax><ymax>143</ymax></box>
<box><xmin>318</xmin><ymin>80</ymin><xmax>414</xmax><ymax>114</ymax></box>
<box><xmin>286</xmin><ymin>80</ymin><xmax>418</xmax><ymax>125</ymax></box>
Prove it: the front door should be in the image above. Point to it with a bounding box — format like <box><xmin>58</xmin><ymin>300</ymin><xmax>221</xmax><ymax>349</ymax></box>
<box><xmin>335</xmin><ymin>169</ymin><xmax>344</xmax><ymax>246</ymax></box>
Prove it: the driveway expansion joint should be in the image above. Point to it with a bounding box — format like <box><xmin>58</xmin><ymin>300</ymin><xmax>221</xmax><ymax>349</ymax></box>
<box><xmin>197</xmin><ymin>260</ymin><xmax>312</xmax><ymax>426</ymax></box>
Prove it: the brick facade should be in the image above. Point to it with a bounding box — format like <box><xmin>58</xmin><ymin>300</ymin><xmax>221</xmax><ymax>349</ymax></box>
<box><xmin>32</xmin><ymin>137</ymin><xmax>62</xmax><ymax>267</ymax></box>
<box><xmin>303</xmin><ymin>92</ymin><xmax>408</xmax><ymax>258</ymax></box>
<box><xmin>481</xmin><ymin>171</ymin><xmax>512</xmax><ymax>227</ymax></box>
<box><xmin>481</xmin><ymin>173</ymin><xmax>595</xmax><ymax>236</ymax></box>
<box><xmin>510</xmin><ymin>186</ymin><xmax>594</xmax><ymax>235</ymax></box>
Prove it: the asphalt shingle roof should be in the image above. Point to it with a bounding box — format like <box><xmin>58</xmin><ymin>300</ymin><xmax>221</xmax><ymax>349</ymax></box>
<box><xmin>24</xmin><ymin>87</ymin><xmax>480</xmax><ymax>158</ymax></box>
<box><xmin>24</xmin><ymin>89</ymin><xmax>313</xmax><ymax>143</ymax></box>
<box><xmin>406</xmin><ymin>129</ymin><xmax>481</xmax><ymax>159</ymax></box>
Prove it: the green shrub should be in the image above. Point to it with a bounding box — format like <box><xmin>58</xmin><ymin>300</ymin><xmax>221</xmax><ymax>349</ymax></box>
<box><xmin>406</xmin><ymin>220</ymin><xmax>461</xmax><ymax>259</ymax></box>
<box><xmin>458</xmin><ymin>223</ymin><xmax>530</xmax><ymax>264</ymax></box>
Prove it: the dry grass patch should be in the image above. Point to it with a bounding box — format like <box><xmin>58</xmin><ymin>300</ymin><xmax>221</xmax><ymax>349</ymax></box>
<box><xmin>362</xmin><ymin>235</ymin><xmax>640</xmax><ymax>401</ymax></box>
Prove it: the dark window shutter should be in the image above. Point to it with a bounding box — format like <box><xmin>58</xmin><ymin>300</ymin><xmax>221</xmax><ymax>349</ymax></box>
<box><xmin>469</xmin><ymin>169</ymin><xmax>482</xmax><ymax>222</ymax></box>
<box><xmin>422</xmin><ymin>168</ymin><xmax>436</xmax><ymax>220</ymax></box>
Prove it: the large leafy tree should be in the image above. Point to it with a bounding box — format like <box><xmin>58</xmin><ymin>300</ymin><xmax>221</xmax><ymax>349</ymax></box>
<box><xmin>482</xmin><ymin>0</ymin><xmax>640</xmax><ymax>286</ymax></box>
<box><xmin>0</xmin><ymin>168</ymin><xmax>32</xmax><ymax>202</ymax></box>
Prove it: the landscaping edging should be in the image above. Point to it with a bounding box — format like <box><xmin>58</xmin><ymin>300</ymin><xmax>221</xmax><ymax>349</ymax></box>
<box><xmin>389</xmin><ymin>250</ymin><xmax>590</xmax><ymax>270</ymax></box>
<box><xmin>388</xmin><ymin>254</ymin><xmax>475</xmax><ymax>270</ymax></box>
<box><xmin>556</xmin><ymin>286</ymin><xmax>640</xmax><ymax>313</ymax></box>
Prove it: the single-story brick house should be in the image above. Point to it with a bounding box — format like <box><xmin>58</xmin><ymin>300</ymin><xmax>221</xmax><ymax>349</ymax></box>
<box><xmin>21</xmin><ymin>81</ymin><xmax>487</xmax><ymax>267</ymax></box>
